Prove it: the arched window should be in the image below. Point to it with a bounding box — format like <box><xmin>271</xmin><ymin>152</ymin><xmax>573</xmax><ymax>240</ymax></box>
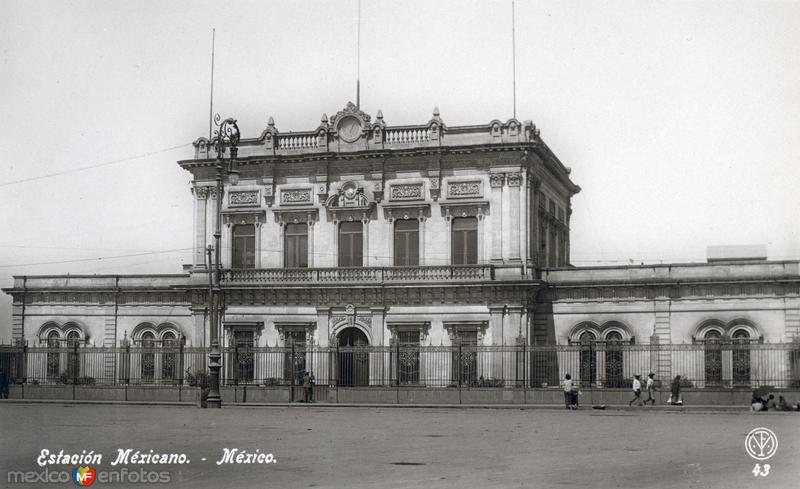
<box><xmin>579</xmin><ymin>331</ymin><xmax>597</xmax><ymax>387</ymax></box>
<box><xmin>703</xmin><ymin>330</ymin><xmax>723</xmax><ymax>385</ymax></box>
<box><xmin>141</xmin><ymin>331</ymin><xmax>156</xmax><ymax>383</ymax></box>
<box><xmin>731</xmin><ymin>329</ymin><xmax>751</xmax><ymax>385</ymax></box>
<box><xmin>161</xmin><ymin>331</ymin><xmax>178</xmax><ymax>383</ymax></box>
<box><xmin>604</xmin><ymin>331</ymin><xmax>624</xmax><ymax>388</ymax></box>
<box><xmin>46</xmin><ymin>331</ymin><xmax>60</xmax><ymax>380</ymax></box>
<box><xmin>66</xmin><ymin>330</ymin><xmax>81</xmax><ymax>380</ymax></box>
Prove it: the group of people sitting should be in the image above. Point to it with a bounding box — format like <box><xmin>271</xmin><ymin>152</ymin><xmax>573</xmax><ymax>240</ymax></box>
<box><xmin>751</xmin><ymin>392</ymin><xmax>800</xmax><ymax>412</ymax></box>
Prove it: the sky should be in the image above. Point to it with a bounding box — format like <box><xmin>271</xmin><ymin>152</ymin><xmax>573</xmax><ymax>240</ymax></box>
<box><xmin>1</xmin><ymin>0</ymin><xmax>799</xmax><ymax>341</ymax></box>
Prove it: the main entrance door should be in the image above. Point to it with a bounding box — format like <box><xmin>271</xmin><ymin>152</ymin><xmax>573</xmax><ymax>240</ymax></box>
<box><xmin>337</xmin><ymin>327</ymin><xmax>369</xmax><ymax>386</ymax></box>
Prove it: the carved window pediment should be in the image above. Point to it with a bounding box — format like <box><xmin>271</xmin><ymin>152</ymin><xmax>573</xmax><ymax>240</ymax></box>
<box><xmin>388</xmin><ymin>322</ymin><xmax>431</xmax><ymax>344</ymax></box>
<box><xmin>222</xmin><ymin>210</ymin><xmax>265</xmax><ymax>226</ymax></box>
<box><xmin>272</xmin><ymin>207</ymin><xmax>319</xmax><ymax>224</ymax></box>
<box><xmin>439</xmin><ymin>200</ymin><xmax>489</xmax><ymax>220</ymax></box>
<box><xmin>443</xmin><ymin>321</ymin><xmax>489</xmax><ymax>343</ymax></box>
<box><xmin>382</xmin><ymin>202</ymin><xmax>430</xmax><ymax>222</ymax></box>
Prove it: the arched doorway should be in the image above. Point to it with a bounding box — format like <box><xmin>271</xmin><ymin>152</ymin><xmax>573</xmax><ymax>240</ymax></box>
<box><xmin>337</xmin><ymin>327</ymin><xmax>369</xmax><ymax>386</ymax></box>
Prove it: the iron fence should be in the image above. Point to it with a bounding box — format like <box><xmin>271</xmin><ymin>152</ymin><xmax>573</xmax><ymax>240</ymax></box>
<box><xmin>1</xmin><ymin>342</ymin><xmax>799</xmax><ymax>389</ymax></box>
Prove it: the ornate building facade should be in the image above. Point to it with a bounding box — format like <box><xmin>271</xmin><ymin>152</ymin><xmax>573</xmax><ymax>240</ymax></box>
<box><xmin>3</xmin><ymin>103</ymin><xmax>799</xmax><ymax>389</ymax></box>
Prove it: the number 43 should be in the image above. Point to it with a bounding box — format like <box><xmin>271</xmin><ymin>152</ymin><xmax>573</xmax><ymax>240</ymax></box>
<box><xmin>752</xmin><ymin>463</ymin><xmax>771</xmax><ymax>477</ymax></box>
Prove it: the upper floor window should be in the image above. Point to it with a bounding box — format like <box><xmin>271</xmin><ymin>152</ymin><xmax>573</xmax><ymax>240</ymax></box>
<box><xmin>394</xmin><ymin>219</ymin><xmax>419</xmax><ymax>266</ymax></box>
<box><xmin>451</xmin><ymin>217</ymin><xmax>478</xmax><ymax>265</ymax></box>
<box><xmin>232</xmin><ymin>224</ymin><xmax>256</xmax><ymax>269</ymax></box>
<box><xmin>338</xmin><ymin>222</ymin><xmax>363</xmax><ymax>267</ymax></box>
<box><xmin>284</xmin><ymin>223</ymin><xmax>308</xmax><ymax>268</ymax></box>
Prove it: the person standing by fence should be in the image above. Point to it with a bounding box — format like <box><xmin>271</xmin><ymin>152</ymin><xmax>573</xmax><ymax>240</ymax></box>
<box><xmin>644</xmin><ymin>373</ymin><xmax>656</xmax><ymax>405</ymax></box>
<box><xmin>562</xmin><ymin>373</ymin><xmax>574</xmax><ymax>410</ymax></box>
<box><xmin>0</xmin><ymin>367</ymin><xmax>8</xmax><ymax>399</ymax></box>
<box><xmin>628</xmin><ymin>374</ymin><xmax>643</xmax><ymax>406</ymax></box>
<box><xmin>669</xmin><ymin>375</ymin><xmax>683</xmax><ymax>405</ymax></box>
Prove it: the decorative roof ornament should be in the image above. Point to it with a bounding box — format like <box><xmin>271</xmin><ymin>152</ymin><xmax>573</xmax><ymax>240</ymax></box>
<box><xmin>330</xmin><ymin>101</ymin><xmax>372</xmax><ymax>127</ymax></box>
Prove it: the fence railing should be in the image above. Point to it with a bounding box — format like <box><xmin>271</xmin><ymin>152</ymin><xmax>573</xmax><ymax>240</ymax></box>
<box><xmin>1</xmin><ymin>343</ymin><xmax>799</xmax><ymax>389</ymax></box>
<box><xmin>221</xmin><ymin>265</ymin><xmax>494</xmax><ymax>285</ymax></box>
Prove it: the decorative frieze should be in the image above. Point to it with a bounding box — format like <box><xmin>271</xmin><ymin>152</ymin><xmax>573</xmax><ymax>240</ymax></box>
<box><xmin>447</xmin><ymin>180</ymin><xmax>482</xmax><ymax>198</ymax></box>
<box><xmin>280</xmin><ymin>188</ymin><xmax>313</xmax><ymax>205</ymax></box>
<box><xmin>390</xmin><ymin>183</ymin><xmax>423</xmax><ymax>201</ymax></box>
<box><xmin>228</xmin><ymin>190</ymin><xmax>259</xmax><ymax>207</ymax></box>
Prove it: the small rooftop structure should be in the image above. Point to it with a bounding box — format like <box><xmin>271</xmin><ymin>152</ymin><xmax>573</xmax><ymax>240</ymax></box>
<box><xmin>707</xmin><ymin>245</ymin><xmax>768</xmax><ymax>262</ymax></box>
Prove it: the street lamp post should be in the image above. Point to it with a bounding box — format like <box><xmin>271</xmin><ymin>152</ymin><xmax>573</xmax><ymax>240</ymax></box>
<box><xmin>207</xmin><ymin>115</ymin><xmax>240</xmax><ymax>408</ymax></box>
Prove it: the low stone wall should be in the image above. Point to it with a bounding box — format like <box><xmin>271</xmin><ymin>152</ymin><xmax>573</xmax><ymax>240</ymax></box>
<box><xmin>5</xmin><ymin>385</ymin><xmax>791</xmax><ymax>406</ymax></box>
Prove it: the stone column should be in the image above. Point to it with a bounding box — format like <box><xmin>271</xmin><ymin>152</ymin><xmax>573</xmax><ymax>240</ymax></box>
<box><xmin>307</xmin><ymin>220</ymin><xmax>315</xmax><ymax>268</ymax></box>
<box><xmin>504</xmin><ymin>306</ymin><xmax>524</xmax><ymax>385</ymax></box>
<box><xmin>489</xmin><ymin>173</ymin><xmax>504</xmax><ymax>263</ymax></box>
<box><xmin>489</xmin><ymin>305</ymin><xmax>505</xmax><ymax>380</ymax></box>
<box><xmin>315</xmin><ymin>307</ymin><xmax>331</xmax><ymax>387</ymax></box>
<box><xmin>477</xmin><ymin>209</ymin><xmax>486</xmax><ymax>264</ymax></box>
<box><xmin>254</xmin><ymin>220</ymin><xmax>262</xmax><ymax>268</ymax></box>
<box><xmin>520</xmin><ymin>173</ymin><xmax>529</xmax><ymax>267</ymax></box>
<box><xmin>208</xmin><ymin>187</ymin><xmax>221</xmax><ymax>266</ymax></box>
<box><xmin>507</xmin><ymin>172</ymin><xmax>522</xmax><ymax>262</ymax></box>
<box><xmin>190</xmin><ymin>307</ymin><xmax>207</xmax><ymax>348</ymax></box>
<box><xmin>418</xmin><ymin>214</ymin><xmax>426</xmax><ymax>266</ymax></box>
<box><xmin>362</xmin><ymin>216</ymin><xmax>370</xmax><ymax>267</ymax></box>
<box><xmin>192</xmin><ymin>186</ymin><xmax>209</xmax><ymax>267</ymax></box>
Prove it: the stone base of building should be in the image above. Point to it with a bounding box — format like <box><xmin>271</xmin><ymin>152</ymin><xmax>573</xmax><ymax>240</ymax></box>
<box><xmin>5</xmin><ymin>385</ymin><xmax>788</xmax><ymax>407</ymax></box>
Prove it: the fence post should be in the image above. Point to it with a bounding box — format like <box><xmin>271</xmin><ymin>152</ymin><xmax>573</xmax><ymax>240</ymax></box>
<box><xmin>395</xmin><ymin>341</ymin><xmax>400</xmax><ymax>387</ymax></box>
<box><xmin>178</xmin><ymin>336</ymin><xmax>185</xmax><ymax>386</ymax></box>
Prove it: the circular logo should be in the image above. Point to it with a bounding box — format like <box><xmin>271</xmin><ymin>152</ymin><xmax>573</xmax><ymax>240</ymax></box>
<box><xmin>745</xmin><ymin>427</ymin><xmax>778</xmax><ymax>461</ymax></box>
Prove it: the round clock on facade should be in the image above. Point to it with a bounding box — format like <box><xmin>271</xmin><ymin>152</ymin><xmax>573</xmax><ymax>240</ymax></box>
<box><xmin>337</xmin><ymin>115</ymin><xmax>362</xmax><ymax>143</ymax></box>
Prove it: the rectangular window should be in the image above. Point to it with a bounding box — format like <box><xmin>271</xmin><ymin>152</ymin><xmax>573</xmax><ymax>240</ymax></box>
<box><xmin>548</xmin><ymin>199</ymin><xmax>556</xmax><ymax>214</ymax></box>
<box><xmin>232</xmin><ymin>330</ymin><xmax>255</xmax><ymax>384</ymax></box>
<box><xmin>232</xmin><ymin>224</ymin><xmax>256</xmax><ymax>269</ymax></box>
<box><xmin>548</xmin><ymin>229</ymin><xmax>557</xmax><ymax>268</ymax></box>
<box><xmin>451</xmin><ymin>330</ymin><xmax>478</xmax><ymax>385</ymax></box>
<box><xmin>394</xmin><ymin>219</ymin><xmax>419</xmax><ymax>266</ymax></box>
<box><xmin>338</xmin><ymin>222</ymin><xmax>363</xmax><ymax>267</ymax></box>
<box><xmin>451</xmin><ymin>217</ymin><xmax>478</xmax><ymax>265</ymax></box>
<box><xmin>283</xmin><ymin>330</ymin><xmax>307</xmax><ymax>385</ymax></box>
<box><xmin>397</xmin><ymin>330</ymin><xmax>420</xmax><ymax>385</ymax></box>
<box><xmin>284</xmin><ymin>223</ymin><xmax>308</xmax><ymax>268</ymax></box>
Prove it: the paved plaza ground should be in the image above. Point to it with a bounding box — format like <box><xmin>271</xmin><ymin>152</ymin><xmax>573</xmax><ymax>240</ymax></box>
<box><xmin>0</xmin><ymin>403</ymin><xmax>798</xmax><ymax>488</ymax></box>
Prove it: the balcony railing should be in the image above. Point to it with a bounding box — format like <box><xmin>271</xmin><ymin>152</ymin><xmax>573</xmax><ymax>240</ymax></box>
<box><xmin>221</xmin><ymin>265</ymin><xmax>495</xmax><ymax>285</ymax></box>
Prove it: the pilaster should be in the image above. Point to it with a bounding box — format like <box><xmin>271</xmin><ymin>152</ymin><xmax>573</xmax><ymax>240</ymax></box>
<box><xmin>507</xmin><ymin>172</ymin><xmax>522</xmax><ymax>262</ymax></box>
<box><xmin>489</xmin><ymin>173</ymin><xmax>504</xmax><ymax>263</ymax></box>
<box><xmin>192</xmin><ymin>186</ymin><xmax>209</xmax><ymax>266</ymax></box>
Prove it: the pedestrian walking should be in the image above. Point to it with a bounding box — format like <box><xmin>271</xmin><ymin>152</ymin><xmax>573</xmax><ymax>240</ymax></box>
<box><xmin>0</xmin><ymin>367</ymin><xmax>8</xmax><ymax>399</ymax></box>
<box><xmin>562</xmin><ymin>373</ymin><xmax>574</xmax><ymax>410</ymax></box>
<box><xmin>644</xmin><ymin>373</ymin><xmax>656</xmax><ymax>405</ymax></box>
<box><xmin>668</xmin><ymin>375</ymin><xmax>683</xmax><ymax>405</ymax></box>
<box><xmin>628</xmin><ymin>374</ymin><xmax>643</xmax><ymax>406</ymax></box>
